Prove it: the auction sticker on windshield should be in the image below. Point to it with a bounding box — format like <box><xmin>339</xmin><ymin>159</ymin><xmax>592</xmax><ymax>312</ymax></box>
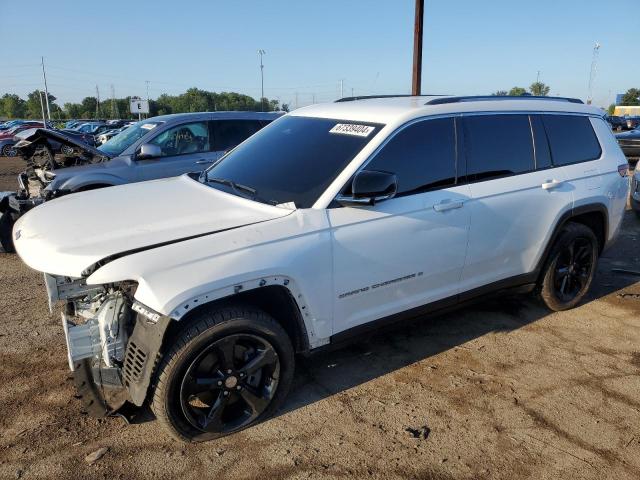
<box><xmin>329</xmin><ymin>123</ymin><xmax>375</xmax><ymax>137</ymax></box>
<box><xmin>141</xmin><ymin>123</ymin><xmax>157</xmax><ymax>130</ymax></box>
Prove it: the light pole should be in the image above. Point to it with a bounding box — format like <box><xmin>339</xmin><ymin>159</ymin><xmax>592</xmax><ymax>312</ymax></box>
<box><xmin>258</xmin><ymin>49</ymin><xmax>266</xmax><ymax>111</ymax></box>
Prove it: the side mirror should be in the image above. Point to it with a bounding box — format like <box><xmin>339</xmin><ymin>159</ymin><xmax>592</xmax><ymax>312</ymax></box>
<box><xmin>137</xmin><ymin>143</ymin><xmax>162</xmax><ymax>160</ymax></box>
<box><xmin>336</xmin><ymin>170</ymin><xmax>398</xmax><ymax>206</ymax></box>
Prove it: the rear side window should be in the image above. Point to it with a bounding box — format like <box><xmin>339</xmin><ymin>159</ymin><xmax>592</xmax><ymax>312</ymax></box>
<box><xmin>542</xmin><ymin>115</ymin><xmax>601</xmax><ymax>166</ymax></box>
<box><xmin>366</xmin><ymin>117</ymin><xmax>457</xmax><ymax>196</ymax></box>
<box><xmin>463</xmin><ymin>115</ymin><xmax>534</xmax><ymax>182</ymax></box>
<box><xmin>212</xmin><ymin>120</ymin><xmax>264</xmax><ymax>152</ymax></box>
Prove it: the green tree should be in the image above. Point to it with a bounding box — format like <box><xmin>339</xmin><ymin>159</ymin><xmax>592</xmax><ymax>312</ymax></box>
<box><xmin>607</xmin><ymin>104</ymin><xmax>616</xmax><ymax>115</ymax></box>
<box><xmin>2</xmin><ymin>93</ymin><xmax>27</xmax><ymax>118</ymax></box>
<box><xmin>26</xmin><ymin>90</ymin><xmax>59</xmax><ymax>119</ymax></box>
<box><xmin>529</xmin><ymin>82</ymin><xmax>550</xmax><ymax>96</ymax></box>
<box><xmin>492</xmin><ymin>90</ymin><xmax>508</xmax><ymax>96</ymax></box>
<box><xmin>508</xmin><ymin>87</ymin><xmax>527</xmax><ymax>96</ymax></box>
<box><xmin>621</xmin><ymin>88</ymin><xmax>640</xmax><ymax>106</ymax></box>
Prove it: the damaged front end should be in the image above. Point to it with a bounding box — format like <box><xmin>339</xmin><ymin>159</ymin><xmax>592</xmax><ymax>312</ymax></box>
<box><xmin>45</xmin><ymin>274</ymin><xmax>170</xmax><ymax>417</ymax></box>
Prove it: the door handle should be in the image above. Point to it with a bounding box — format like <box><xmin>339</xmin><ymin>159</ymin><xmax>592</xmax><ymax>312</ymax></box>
<box><xmin>542</xmin><ymin>179</ymin><xmax>563</xmax><ymax>190</ymax></box>
<box><xmin>433</xmin><ymin>200</ymin><xmax>464</xmax><ymax>212</ymax></box>
<box><xmin>195</xmin><ymin>159</ymin><xmax>215</xmax><ymax>164</ymax></box>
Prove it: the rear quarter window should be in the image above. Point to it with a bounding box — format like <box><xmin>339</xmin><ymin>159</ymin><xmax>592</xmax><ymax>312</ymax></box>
<box><xmin>542</xmin><ymin>115</ymin><xmax>602</xmax><ymax>166</ymax></box>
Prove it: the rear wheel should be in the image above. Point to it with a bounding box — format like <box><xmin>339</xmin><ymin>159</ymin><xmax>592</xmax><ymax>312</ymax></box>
<box><xmin>2</xmin><ymin>144</ymin><xmax>16</xmax><ymax>157</ymax></box>
<box><xmin>151</xmin><ymin>306</ymin><xmax>295</xmax><ymax>442</ymax></box>
<box><xmin>539</xmin><ymin>223</ymin><xmax>598</xmax><ymax>311</ymax></box>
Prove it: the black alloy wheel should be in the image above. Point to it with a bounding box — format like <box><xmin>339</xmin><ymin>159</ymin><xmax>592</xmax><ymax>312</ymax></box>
<box><xmin>151</xmin><ymin>307</ymin><xmax>295</xmax><ymax>442</ymax></box>
<box><xmin>540</xmin><ymin>222</ymin><xmax>598</xmax><ymax>311</ymax></box>
<box><xmin>179</xmin><ymin>333</ymin><xmax>280</xmax><ymax>434</ymax></box>
<box><xmin>552</xmin><ymin>237</ymin><xmax>595</xmax><ymax>302</ymax></box>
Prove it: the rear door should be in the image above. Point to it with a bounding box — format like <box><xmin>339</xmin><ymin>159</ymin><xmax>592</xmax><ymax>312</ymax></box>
<box><xmin>135</xmin><ymin>121</ymin><xmax>217</xmax><ymax>181</ymax></box>
<box><xmin>459</xmin><ymin>114</ymin><xmax>573</xmax><ymax>294</ymax></box>
<box><xmin>329</xmin><ymin>117</ymin><xmax>471</xmax><ymax>333</ymax></box>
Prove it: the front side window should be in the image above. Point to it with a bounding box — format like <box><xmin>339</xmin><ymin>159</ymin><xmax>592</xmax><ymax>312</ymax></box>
<box><xmin>212</xmin><ymin>120</ymin><xmax>265</xmax><ymax>152</ymax></box>
<box><xmin>203</xmin><ymin>116</ymin><xmax>382</xmax><ymax>208</ymax></box>
<box><xmin>365</xmin><ymin>117</ymin><xmax>457</xmax><ymax>196</ymax></box>
<box><xmin>463</xmin><ymin>114</ymin><xmax>534</xmax><ymax>182</ymax></box>
<box><xmin>149</xmin><ymin>122</ymin><xmax>210</xmax><ymax>157</ymax></box>
<box><xmin>542</xmin><ymin>115</ymin><xmax>601</xmax><ymax>166</ymax></box>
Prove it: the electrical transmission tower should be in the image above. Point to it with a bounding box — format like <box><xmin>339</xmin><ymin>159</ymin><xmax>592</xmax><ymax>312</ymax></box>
<box><xmin>587</xmin><ymin>42</ymin><xmax>601</xmax><ymax>105</ymax></box>
<box><xmin>110</xmin><ymin>84</ymin><xmax>119</xmax><ymax>119</ymax></box>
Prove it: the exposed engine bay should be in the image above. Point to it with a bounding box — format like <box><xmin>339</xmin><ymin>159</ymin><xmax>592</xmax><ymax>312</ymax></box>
<box><xmin>44</xmin><ymin>274</ymin><xmax>169</xmax><ymax>417</ymax></box>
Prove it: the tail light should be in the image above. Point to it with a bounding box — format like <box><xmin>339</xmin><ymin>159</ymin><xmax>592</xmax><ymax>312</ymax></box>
<box><xmin>618</xmin><ymin>164</ymin><xmax>629</xmax><ymax>177</ymax></box>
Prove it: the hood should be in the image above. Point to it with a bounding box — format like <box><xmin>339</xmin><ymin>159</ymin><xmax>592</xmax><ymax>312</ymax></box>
<box><xmin>14</xmin><ymin>128</ymin><xmax>111</xmax><ymax>159</ymax></box>
<box><xmin>13</xmin><ymin>174</ymin><xmax>293</xmax><ymax>277</ymax></box>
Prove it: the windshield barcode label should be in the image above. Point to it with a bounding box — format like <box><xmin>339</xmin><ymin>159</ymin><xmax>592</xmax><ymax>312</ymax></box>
<box><xmin>329</xmin><ymin>124</ymin><xmax>375</xmax><ymax>137</ymax></box>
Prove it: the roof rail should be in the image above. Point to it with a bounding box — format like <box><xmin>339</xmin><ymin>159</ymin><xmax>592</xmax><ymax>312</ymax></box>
<box><xmin>335</xmin><ymin>94</ymin><xmax>446</xmax><ymax>103</ymax></box>
<box><xmin>425</xmin><ymin>95</ymin><xmax>584</xmax><ymax>105</ymax></box>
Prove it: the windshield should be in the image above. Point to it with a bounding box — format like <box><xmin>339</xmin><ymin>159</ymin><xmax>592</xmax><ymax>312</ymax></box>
<box><xmin>98</xmin><ymin>121</ymin><xmax>161</xmax><ymax>157</ymax></box>
<box><xmin>203</xmin><ymin>116</ymin><xmax>382</xmax><ymax>208</ymax></box>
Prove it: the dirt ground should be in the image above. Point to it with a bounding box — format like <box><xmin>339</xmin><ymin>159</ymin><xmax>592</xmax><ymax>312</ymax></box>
<box><xmin>0</xmin><ymin>156</ymin><xmax>639</xmax><ymax>480</ymax></box>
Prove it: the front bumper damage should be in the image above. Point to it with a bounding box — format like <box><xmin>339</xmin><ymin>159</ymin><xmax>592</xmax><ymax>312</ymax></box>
<box><xmin>45</xmin><ymin>274</ymin><xmax>171</xmax><ymax>417</ymax></box>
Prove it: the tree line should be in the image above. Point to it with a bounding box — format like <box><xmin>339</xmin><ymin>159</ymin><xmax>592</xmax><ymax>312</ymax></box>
<box><xmin>492</xmin><ymin>82</ymin><xmax>551</xmax><ymax>97</ymax></box>
<box><xmin>0</xmin><ymin>88</ymin><xmax>287</xmax><ymax>120</ymax></box>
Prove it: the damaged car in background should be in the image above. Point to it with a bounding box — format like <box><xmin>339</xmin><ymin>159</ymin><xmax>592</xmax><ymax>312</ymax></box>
<box><xmin>0</xmin><ymin>111</ymin><xmax>281</xmax><ymax>252</ymax></box>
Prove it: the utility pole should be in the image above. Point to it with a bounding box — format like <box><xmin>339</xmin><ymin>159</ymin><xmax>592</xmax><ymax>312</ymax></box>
<box><xmin>258</xmin><ymin>49</ymin><xmax>266</xmax><ymax>111</ymax></box>
<box><xmin>95</xmin><ymin>85</ymin><xmax>101</xmax><ymax>119</ymax></box>
<box><xmin>536</xmin><ymin>70</ymin><xmax>541</xmax><ymax>83</ymax></box>
<box><xmin>41</xmin><ymin>57</ymin><xmax>51</xmax><ymax>123</ymax></box>
<box><xmin>38</xmin><ymin>90</ymin><xmax>46</xmax><ymax>126</ymax></box>
<box><xmin>339</xmin><ymin>79</ymin><xmax>344</xmax><ymax>99</ymax></box>
<box><xmin>411</xmin><ymin>0</ymin><xmax>424</xmax><ymax>95</ymax></box>
<box><xmin>587</xmin><ymin>42</ymin><xmax>601</xmax><ymax>105</ymax></box>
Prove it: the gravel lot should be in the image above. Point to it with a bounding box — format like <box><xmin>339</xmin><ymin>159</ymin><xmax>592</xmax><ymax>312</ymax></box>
<box><xmin>0</xmin><ymin>156</ymin><xmax>639</xmax><ymax>479</ymax></box>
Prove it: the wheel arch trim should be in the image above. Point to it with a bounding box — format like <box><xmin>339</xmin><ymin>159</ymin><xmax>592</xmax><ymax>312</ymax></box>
<box><xmin>166</xmin><ymin>275</ymin><xmax>320</xmax><ymax>351</ymax></box>
<box><xmin>534</xmin><ymin>202</ymin><xmax>609</xmax><ymax>282</ymax></box>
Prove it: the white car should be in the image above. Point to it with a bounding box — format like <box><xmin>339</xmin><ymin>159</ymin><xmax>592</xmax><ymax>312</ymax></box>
<box><xmin>13</xmin><ymin>95</ymin><xmax>629</xmax><ymax>442</ymax></box>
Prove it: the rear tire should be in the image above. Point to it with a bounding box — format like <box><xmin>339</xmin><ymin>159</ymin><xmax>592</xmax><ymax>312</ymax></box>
<box><xmin>0</xmin><ymin>211</ymin><xmax>16</xmax><ymax>253</ymax></box>
<box><xmin>151</xmin><ymin>306</ymin><xmax>295</xmax><ymax>442</ymax></box>
<box><xmin>539</xmin><ymin>222</ymin><xmax>598</xmax><ymax>311</ymax></box>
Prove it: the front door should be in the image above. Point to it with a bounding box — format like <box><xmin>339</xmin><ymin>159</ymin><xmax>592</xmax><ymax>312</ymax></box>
<box><xmin>136</xmin><ymin>121</ymin><xmax>219</xmax><ymax>181</ymax></box>
<box><xmin>328</xmin><ymin>117</ymin><xmax>470</xmax><ymax>333</ymax></box>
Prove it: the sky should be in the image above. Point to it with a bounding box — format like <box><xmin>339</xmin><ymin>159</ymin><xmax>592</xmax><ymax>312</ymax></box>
<box><xmin>0</xmin><ymin>0</ymin><xmax>637</xmax><ymax>109</ymax></box>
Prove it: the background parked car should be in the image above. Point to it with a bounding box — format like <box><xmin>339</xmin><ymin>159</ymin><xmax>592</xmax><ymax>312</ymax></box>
<box><xmin>616</xmin><ymin>128</ymin><xmax>640</xmax><ymax>165</ymax></box>
<box><xmin>606</xmin><ymin>115</ymin><xmax>625</xmax><ymax>131</ymax></box>
<box><xmin>625</xmin><ymin>116</ymin><xmax>640</xmax><ymax>130</ymax></box>
<box><xmin>0</xmin><ymin>122</ymin><xmax>45</xmax><ymax>156</ymax></box>
<box><xmin>1</xmin><ymin>111</ymin><xmax>282</xmax><ymax>252</ymax></box>
<box><xmin>96</xmin><ymin>126</ymin><xmax>128</xmax><ymax>145</ymax></box>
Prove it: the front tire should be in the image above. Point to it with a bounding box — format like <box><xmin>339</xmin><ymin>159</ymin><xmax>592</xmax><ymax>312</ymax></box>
<box><xmin>0</xmin><ymin>211</ymin><xmax>17</xmax><ymax>253</ymax></box>
<box><xmin>151</xmin><ymin>306</ymin><xmax>295</xmax><ymax>442</ymax></box>
<box><xmin>539</xmin><ymin>222</ymin><xmax>598</xmax><ymax>311</ymax></box>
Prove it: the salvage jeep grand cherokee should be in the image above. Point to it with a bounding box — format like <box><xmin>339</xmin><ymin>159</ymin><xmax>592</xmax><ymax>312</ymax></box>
<box><xmin>13</xmin><ymin>95</ymin><xmax>629</xmax><ymax>442</ymax></box>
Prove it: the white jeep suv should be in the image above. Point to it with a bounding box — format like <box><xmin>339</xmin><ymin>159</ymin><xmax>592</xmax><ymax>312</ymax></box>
<box><xmin>13</xmin><ymin>95</ymin><xmax>629</xmax><ymax>442</ymax></box>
